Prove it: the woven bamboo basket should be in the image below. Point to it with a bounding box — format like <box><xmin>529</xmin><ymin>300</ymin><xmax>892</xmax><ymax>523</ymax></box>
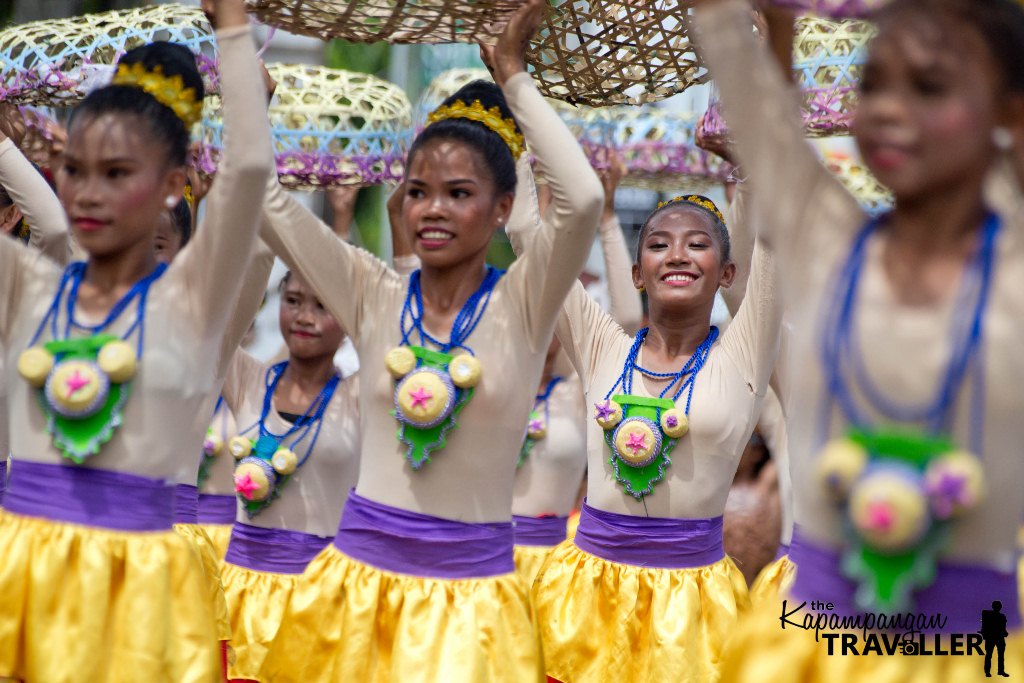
<box><xmin>0</xmin><ymin>4</ymin><xmax>217</xmax><ymax>106</ymax></box>
<box><xmin>526</xmin><ymin>0</ymin><xmax>708</xmax><ymax>107</ymax></box>
<box><xmin>767</xmin><ymin>0</ymin><xmax>888</xmax><ymax>18</ymax></box>
<box><xmin>821</xmin><ymin>149</ymin><xmax>891</xmax><ymax>213</ymax></box>
<box><xmin>245</xmin><ymin>0</ymin><xmax>525</xmax><ymax>43</ymax></box>
<box><xmin>610</xmin><ymin>107</ymin><xmax>731</xmax><ymax>192</ymax></box>
<box><xmin>700</xmin><ymin>16</ymin><xmax>874</xmax><ymax>139</ymax></box>
<box><xmin>198</xmin><ymin>64</ymin><xmax>412</xmax><ymax>189</ymax></box>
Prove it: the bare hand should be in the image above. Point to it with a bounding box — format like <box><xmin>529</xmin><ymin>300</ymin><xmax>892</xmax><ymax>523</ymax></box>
<box><xmin>186</xmin><ymin>142</ymin><xmax>214</xmax><ymax>203</ymax></box>
<box><xmin>695</xmin><ymin>112</ymin><xmax>737</xmax><ymax>166</ymax></box>
<box><xmin>206</xmin><ymin>0</ymin><xmax>247</xmax><ymax>30</ymax></box>
<box><xmin>326</xmin><ymin>185</ymin><xmax>359</xmax><ymax>213</ymax></box>
<box><xmin>259</xmin><ymin>59</ymin><xmax>277</xmax><ymax>107</ymax></box>
<box><xmin>596</xmin><ymin>148</ymin><xmax>627</xmax><ymax>216</ymax></box>
<box><xmin>0</xmin><ymin>103</ymin><xmax>27</xmax><ymax>147</ymax></box>
<box><xmin>482</xmin><ymin>0</ymin><xmax>546</xmax><ymax>86</ymax></box>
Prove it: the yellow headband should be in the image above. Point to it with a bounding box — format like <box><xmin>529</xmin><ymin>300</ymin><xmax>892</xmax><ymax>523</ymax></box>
<box><xmin>657</xmin><ymin>194</ymin><xmax>726</xmax><ymax>226</ymax></box>
<box><xmin>426</xmin><ymin>99</ymin><xmax>525</xmax><ymax>160</ymax></box>
<box><xmin>110</xmin><ymin>62</ymin><xmax>202</xmax><ymax>128</ymax></box>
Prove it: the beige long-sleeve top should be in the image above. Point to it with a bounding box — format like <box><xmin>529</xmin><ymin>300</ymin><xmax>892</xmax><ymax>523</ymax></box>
<box><xmin>0</xmin><ymin>26</ymin><xmax>273</xmax><ymax>484</ymax></box>
<box><xmin>507</xmin><ymin>168</ymin><xmax>783</xmax><ymax>521</ymax></box>
<box><xmin>698</xmin><ymin>0</ymin><xmax>1024</xmax><ymax>569</ymax></box>
<box><xmin>259</xmin><ymin>71</ymin><xmax>604</xmax><ymax>523</ymax></box>
<box><xmin>221</xmin><ymin>350</ymin><xmax>360</xmax><ymax>537</ymax></box>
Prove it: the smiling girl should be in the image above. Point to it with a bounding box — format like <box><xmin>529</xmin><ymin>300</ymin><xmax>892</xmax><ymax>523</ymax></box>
<box><xmin>0</xmin><ymin>0</ymin><xmax>272</xmax><ymax>679</ymax></box>
<box><xmin>694</xmin><ymin>0</ymin><xmax>1024</xmax><ymax>679</ymax></box>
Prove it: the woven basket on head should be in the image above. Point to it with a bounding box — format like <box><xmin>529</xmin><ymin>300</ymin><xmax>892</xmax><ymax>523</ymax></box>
<box><xmin>245</xmin><ymin>0</ymin><xmax>524</xmax><ymax>44</ymax></box>
<box><xmin>198</xmin><ymin>64</ymin><xmax>412</xmax><ymax>189</ymax></box>
<box><xmin>821</xmin><ymin>150</ymin><xmax>891</xmax><ymax>213</ymax></box>
<box><xmin>766</xmin><ymin>0</ymin><xmax>888</xmax><ymax>19</ymax></box>
<box><xmin>527</xmin><ymin>0</ymin><xmax>708</xmax><ymax>107</ymax></box>
<box><xmin>608</xmin><ymin>107</ymin><xmax>731</xmax><ymax>192</ymax></box>
<box><xmin>0</xmin><ymin>4</ymin><xmax>217</xmax><ymax>106</ymax></box>
<box><xmin>700</xmin><ymin>16</ymin><xmax>874</xmax><ymax>139</ymax></box>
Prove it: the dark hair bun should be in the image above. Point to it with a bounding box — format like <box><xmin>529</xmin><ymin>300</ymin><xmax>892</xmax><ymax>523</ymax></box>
<box><xmin>441</xmin><ymin>80</ymin><xmax>521</xmax><ymax>136</ymax></box>
<box><xmin>118</xmin><ymin>42</ymin><xmax>205</xmax><ymax>101</ymax></box>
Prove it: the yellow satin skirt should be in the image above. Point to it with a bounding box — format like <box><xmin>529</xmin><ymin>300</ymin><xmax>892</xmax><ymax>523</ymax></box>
<box><xmin>533</xmin><ymin>540</ymin><xmax>750</xmax><ymax>683</ymax></box>
<box><xmin>515</xmin><ymin>544</ymin><xmax>557</xmax><ymax>592</ymax></box>
<box><xmin>221</xmin><ymin>561</ymin><xmax>309</xmax><ymax>681</ymax></box>
<box><xmin>200</xmin><ymin>522</ymin><xmax>232</xmax><ymax>561</ymax></box>
<box><xmin>0</xmin><ymin>509</ymin><xmax>221</xmax><ymax>683</ymax></box>
<box><xmin>720</xmin><ymin>599</ymin><xmax>1024</xmax><ymax>682</ymax></box>
<box><xmin>260</xmin><ymin>545</ymin><xmax>545</xmax><ymax>683</ymax></box>
<box><xmin>749</xmin><ymin>555</ymin><xmax>797</xmax><ymax>606</ymax></box>
<box><xmin>175</xmin><ymin>522</ymin><xmax>231</xmax><ymax>641</ymax></box>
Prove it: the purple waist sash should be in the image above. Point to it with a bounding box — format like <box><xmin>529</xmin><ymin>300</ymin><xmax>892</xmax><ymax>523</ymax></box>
<box><xmin>789</xmin><ymin>527</ymin><xmax>1022</xmax><ymax>633</ymax></box>
<box><xmin>197</xmin><ymin>493</ymin><xmax>236</xmax><ymax>524</ymax></box>
<box><xmin>0</xmin><ymin>460</ymin><xmax>7</xmax><ymax>504</ymax></box>
<box><xmin>3</xmin><ymin>459</ymin><xmax>174</xmax><ymax>531</ymax></box>
<box><xmin>173</xmin><ymin>484</ymin><xmax>199</xmax><ymax>524</ymax></box>
<box><xmin>225</xmin><ymin>522</ymin><xmax>330</xmax><ymax>574</ymax></box>
<box><xmin>574</xmin><ymin>502</ymin><xmax>725</xmax><ymax>569</ymax></box>
<box><xmin>333</xmin><ymin>490</ymin><xmax>515</xmax><ymax>579</ymax></box>
<box><xmin>775</xmin><ymin>543</ymin><xmax>791</xmax><ymax>562</ymax></box>
<box><xmin>513</xmin><ymin>514</ymin><xmax>568</xmax><ymax>547</ymax></box>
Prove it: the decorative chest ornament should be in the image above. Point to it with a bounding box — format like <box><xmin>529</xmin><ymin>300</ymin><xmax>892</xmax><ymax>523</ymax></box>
<box><xmin>596</xmin><ymin>395</ymin><xmax>680</xmax><ymax>498</ymax></box>
<box><xmin>387</xmin><ymin>345</ymin><xmax>479</xmax><ymax>469</ymax></box>
<box><xmin>233</xmin><ymin>434</ymin><xmax>303</xmax><ymax>518</ymax></box>
<box><xmin>18</xmin><ymin>333</ymin><xmax>134</xmax><ymax>463</ymax></box>
<box><xmin>816</xmin><ymin>430</ymin><xmax>985</xmax><ymax>612</ymax></box>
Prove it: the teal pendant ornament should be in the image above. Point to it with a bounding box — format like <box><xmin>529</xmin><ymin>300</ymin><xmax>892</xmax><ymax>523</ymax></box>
<box><xmin>386</xmin><ymin>345</ymin><xmax>479</xmax><ymax>469</ymax></box>
<box><xmin>816</xmin><ymin>429</ymin><xmax>986</xmax><ymax>612</ymax></box>
<box><xmin>233</xmin><ymin>434</ymin><xmax>299</xmax><ymax>518</ymax></box>
<box><xmin>595</xmin><ymin>394</ymin><xmax>681</xmax><ymax>498</ymax></box>
<box><xmin>19</xmin><ymin>334</ymin><xmax>135</xmax><ymax>464</ymax></box>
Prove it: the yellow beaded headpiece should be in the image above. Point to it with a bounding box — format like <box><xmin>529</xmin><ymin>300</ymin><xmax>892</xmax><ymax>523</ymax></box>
<box><xmin>657</xmin><ymin>194</ymin><xmax>726</xmax><ymax>226</ymax></box>
<box><xmin>426</xmin><ymin>99</ymin><xmax>525</xmax><ymax>160</ymax></box>
<box><xmin>110</xmin><ymin>61</ymin><xmax>202</xmax><ymax>127</ymax></box>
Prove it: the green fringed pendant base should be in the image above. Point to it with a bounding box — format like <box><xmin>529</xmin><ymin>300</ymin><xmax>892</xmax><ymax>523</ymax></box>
<box><xmin>605</xmin><ymin>394</ymin><xmax>678</xmax><ymax>498</ymax></box>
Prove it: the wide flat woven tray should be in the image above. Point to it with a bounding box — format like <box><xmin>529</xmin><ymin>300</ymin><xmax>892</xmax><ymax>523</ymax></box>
<box><xmin>526</xmin><ymin>0</ymin><xmax>708</xmax><ymax>107</ymax></box>
<box><xmin>198</xmin><ymin>64</ymin><xmax>412</xmax><ymax>189</ymax></box>
<box><xmin>0</xmin><ymin>3</ymin><xmax>217</xmax><ymax>106</ymax></box>
<box><xmin>245</xmin><ymin>0</ymin><xmax>525</xmax><ymax>43</ymax></box>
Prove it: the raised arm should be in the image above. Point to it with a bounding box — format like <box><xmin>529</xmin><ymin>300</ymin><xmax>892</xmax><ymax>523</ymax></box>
<box><xmin>260</xmin><ymin>178</ymin><xmax>396</xmax><ymax>344</ymax></box>
<box><xmin>221</xmin><ymin>345</ymin><xmax>267</xmax><ymax>415</ymax></box>
<box><xmin>214</xmin><ymin>236</ymin><xmax>275</xmax><ymax>379</ymax></box>
<box><xmin>596</xmin><ymin>156</ymin><xmax>642</xmax><ymax>334</ymax></box>
<box><xmin>492</xmin><ymin>29</ymin><xmax>604</xmax><ymax>350</ymax></box>
<box><xmin>720</xmin><ymin>181</ymin><xmax>754</xmax><ymax>317</ymax></box>
<box><xmin>0</xmin><ymin>136</ymin><xmax>70</xmax><ymax>264</ymax></box>
<box><xmin>386</xmin><ymin>182</ymin><xmax>420</xmax><ymax>277</ymax></box>
<box><xmin>694</xmin><ymin>0</ymin><xmax>860</xmax><ymax>252</ymax></box>
<box><xmin>167</xmin><ymin>9</ymin><xmax>274</xmax><ymax>338</ymax></box>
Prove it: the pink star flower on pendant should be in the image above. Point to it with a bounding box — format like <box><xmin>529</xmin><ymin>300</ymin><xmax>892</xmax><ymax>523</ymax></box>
<box><xmin>64</xmin><ymin>369</ymin><xmax>91</xmax><ymax>398</ymax></box>
<box><xmin>865</xmin><ymin>500</ymin><xmax>894</xmax><ymax>532</ymax></box>
<box><xmin>625</xmin><ymin>431</ymin><xmax>647</xmax><ymax>455</ymax></box>
<box><xmin>529</xmin><ymin>419</ymin><xmax>544</xmax><ymax>432</ymax></box>
<box><xmin>409</xmin><ymin>385</ymin><xmax>433</xmax><ymax>410</ymax></box>
<box><xmin>234</xmin><ymin>472</ymin><xmax>260</xmax><ymax>500</ymax></box>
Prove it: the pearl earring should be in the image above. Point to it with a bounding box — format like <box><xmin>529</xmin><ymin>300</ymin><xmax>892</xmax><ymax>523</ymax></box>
<box><xmin>992</xmin><ymin>127</ymin><xmax>1014</xmax><ymax>152</ymax></box>
<box><xmin>164</xmin><ymin>195</ymin><xmax>177</xmax><ymax>209</ymax></box>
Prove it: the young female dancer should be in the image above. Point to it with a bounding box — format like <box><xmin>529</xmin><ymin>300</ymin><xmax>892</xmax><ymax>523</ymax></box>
<box><xmin>219</xmin><ymin>268</ymin><xmax>359</xmax><ymax>682</ymax></box>
<box><xmin>0</xmin><ymin>0</ymin><xmax>272</xmax><ymax>678</ymax></box>
<box><xmin>254</xmin><ymin>2</ymin><xmax>603</xmax><ymax>679</ymax></box>
<box><xmin>695</xmin><ymin>0</ymin><xmax>1024</xmax><ymax>679</ymax></box>
<box><xmin>510</xmin><ymin>155</ymin><xmax>782</xmax><ymax>682</ymax></box>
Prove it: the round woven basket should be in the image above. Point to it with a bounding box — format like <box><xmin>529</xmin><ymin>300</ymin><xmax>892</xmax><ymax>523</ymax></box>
<box><xmin>527</xmin><ymin>0</ymin><xmax>708</xmax><ymax>107</ymax></box>
<box><xmin>198</xmin><ymin>64</ymin><xmax>412</xmax><ymax>189</ymax></box>
<box><xmin>700</xmin><ymin>16</ymin><xmax>874</xmax><ymax>139</ymax></box>
<box><xmin>821</xmin><ymin>149</ymin><xmax>892</xmax><ymax>213</ymax></box>
<box><xmin>609</xmin><ymin>107</ymin><xmax>731</xmax><ymax>192</ymax></box>
<box><xmin>245</xmin><ymin>0</ymin><xmax>525</xmax><ymax>44</ymax></box>
<box><xmin>766</xmin><ymin>0</ymin><xmax>888</xmax><ymax>19</ymax></box>
<box><xmin>0</xmin><ymin>3</ymin><xmax>217</xmax><ymax>106</ymax></box>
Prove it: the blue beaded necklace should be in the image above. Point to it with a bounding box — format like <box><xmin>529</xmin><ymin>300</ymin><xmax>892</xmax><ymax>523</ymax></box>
<box><xmin>518</xmin><ymin>375</ymin><xmax>564</xmax><ymax>467</ymax></box>
<box><xmin>234</xmin><ymin>361</ymin><xmax>341</xmax><ymax>518</ymax></box>
<box><xmin>604</xmin><ymin>326</ymin><xmax>719</xmax><ymax>413</ymax></box>
<box><xmin>399</xmin><ymin>265</ymin><xmax>503</xmax><ymax>354</ymax></box>
<box><xmin>819</xmin><ymin>212</ymin><xmax>999</xmax><ymax>453</ymax></box>
<box><xmin>29</xmin><ymin>260</ymin><xmax>167</xmax><ymax>354</ymax></box>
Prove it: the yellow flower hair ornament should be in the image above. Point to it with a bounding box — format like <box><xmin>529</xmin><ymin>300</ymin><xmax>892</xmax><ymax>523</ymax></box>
<box><xmin>657</xmin><ymin>194</ymin><xmax>726</xmax><ymax>226</ymax></box>
<box><xmin>427</xmin><ymin>99</ymin><xmax>525</xmax><ymax>160</ymax></box>
<box><xmin>110</xmin><ymin>62</ymin><xmax>202</xmax><ymax>128</ymax></box>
